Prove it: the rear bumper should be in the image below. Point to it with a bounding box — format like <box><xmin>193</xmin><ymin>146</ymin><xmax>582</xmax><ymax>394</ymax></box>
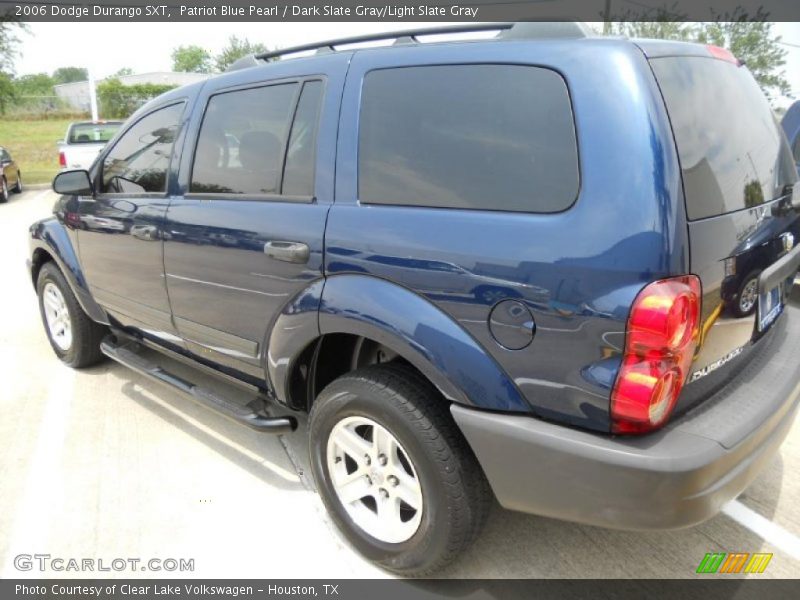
<box><xmin>453</xmin><ymin>304</ymin><xmax>800</xmax><ymax>530</ymax></box>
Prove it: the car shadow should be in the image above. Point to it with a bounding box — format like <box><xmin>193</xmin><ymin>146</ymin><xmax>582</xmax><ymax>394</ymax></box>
<box><xmin>83</xmin><ymin>357</ymin><xmax>307</xmax><ymax>493</ymax></box>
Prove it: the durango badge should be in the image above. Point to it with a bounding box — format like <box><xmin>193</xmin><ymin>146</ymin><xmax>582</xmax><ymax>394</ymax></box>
<box><xmin>690</xmin><ymin>346</ymin><xmax>746</xmax><ymax>382</ymax></box>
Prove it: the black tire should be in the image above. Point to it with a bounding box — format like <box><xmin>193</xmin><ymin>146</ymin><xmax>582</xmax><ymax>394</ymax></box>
<box><xmin>13</xmin><ymin>172</ymin><xmax>22</xmax><ymax>193</ymax></box>
<box><xmin>0</xmin><ymin>177</ymin><xmax>8</xmax><ymax>203</ymax></box>
<box><xmin>309</xmin><ymin>363</ymin><xmax>491</xmax><ymax>576</ymax></box>
<box><xmin>37</xmin><ymin>262</ymin><xmax>107</xmax><ymax>368</ymax></box>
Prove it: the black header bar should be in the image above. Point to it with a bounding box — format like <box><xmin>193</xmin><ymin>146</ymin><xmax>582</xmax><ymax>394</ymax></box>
<box><xmin>4</xmin><ymin>0</ymin><xmax>800</xmax><ymax>22</ymax></box>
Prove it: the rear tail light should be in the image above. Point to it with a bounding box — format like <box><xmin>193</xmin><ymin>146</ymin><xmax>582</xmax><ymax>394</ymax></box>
<box><xmin>611</xmin><ymin>275</ymin><xmax>702</xmax><ymax>434</ymax></box>
<box><xmin>58</xmin><ymin>151</ymin><xmax>66</xmax><ymax>168</ymax></box>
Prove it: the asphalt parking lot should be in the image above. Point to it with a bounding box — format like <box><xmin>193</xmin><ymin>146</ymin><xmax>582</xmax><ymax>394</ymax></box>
<box><xmin>1</xmin><ymin>187</ymin><xmax>799</xmax><ymax>579</ymax></box>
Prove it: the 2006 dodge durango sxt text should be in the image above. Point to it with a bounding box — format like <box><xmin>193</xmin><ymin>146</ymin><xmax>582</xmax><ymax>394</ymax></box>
<box><xmin>27</xmin><ymin>23</ymin><xmax>800</xmax><ymax>575</ymax></box>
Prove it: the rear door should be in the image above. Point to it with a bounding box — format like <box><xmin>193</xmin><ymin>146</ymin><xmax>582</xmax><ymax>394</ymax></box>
<box><xmin>648</xmin><ymin>50</ymin><xmax>800</xmax><ymax>398</ymax></box>
<box><xmin>163</xmin><ymin>55</ymin><xmax>347</xmax><ymax>379</ymax></box>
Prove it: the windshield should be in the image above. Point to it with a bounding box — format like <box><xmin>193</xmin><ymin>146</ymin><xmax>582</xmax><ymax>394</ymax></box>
<box><xmin>68</xmin><ymin>122</ymin><xmax>122</xmax><ymax>145</ymax></box>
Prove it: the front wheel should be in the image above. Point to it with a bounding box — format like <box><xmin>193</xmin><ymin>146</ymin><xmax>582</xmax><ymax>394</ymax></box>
<box><xmin>13</xmin><ymin>172</ymin><xmax>22</xmax><ymax>193</ymax></box>
<box><xmin>0</xmin><ymin>177</ymin><xmax>8</xmax><ymax>203</ymax></box>
<box><xmin>309</xmin><ymin>364</ymin><xmax>491</xmax><ymax>576</ymax></box>
<box><xmin>37</xmin><ymin>262</ymin><xmax>107</xmax><ymax>368</ymax></box>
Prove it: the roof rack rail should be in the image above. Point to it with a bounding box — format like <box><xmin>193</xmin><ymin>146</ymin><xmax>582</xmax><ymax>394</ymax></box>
<box><xmin>225</xmin><ymin>22</ymin><xmax>591</xmax><ymax>71</ymax></box>
<box><xmin>253</xmin><ymin>22</ymin><xmax>514</xmax><ymax>61</ymax></box>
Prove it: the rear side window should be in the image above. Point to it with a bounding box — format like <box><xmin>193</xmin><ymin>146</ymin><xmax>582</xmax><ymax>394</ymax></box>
<box><xmin>101</xmin><ymin>103</ymin><xmax>183</xmax><ymax>194</ymax></box>
<box><xmin>283</xmin><ymin>80</ymin><xmax>324</xmax><ymax>196</ymax></box>
<box><xmin>358</xmin><ymin>65</ymin><xmax>579</xmax><ymax>213</ymax></box>
<box><xmin>651</xmin><ymin>57</ymin><xmax>797</xmax><ymax>220</ymax></box>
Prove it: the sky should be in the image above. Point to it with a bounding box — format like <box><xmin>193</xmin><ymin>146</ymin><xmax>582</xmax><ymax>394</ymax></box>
<box><xmin>13</xmin><ymin>21</ymin><xmax>800</xmax><ymax>108</ymax></box>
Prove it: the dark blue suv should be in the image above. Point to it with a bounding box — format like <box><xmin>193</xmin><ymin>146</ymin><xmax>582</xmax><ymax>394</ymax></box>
<box><xmin>28</xmin><ymin>23</ymin><xmax>800</xmax><ymax>575</ymax></box>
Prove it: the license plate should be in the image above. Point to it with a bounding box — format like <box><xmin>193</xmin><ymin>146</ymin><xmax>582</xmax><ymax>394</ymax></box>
<box><xmin>758</xmin><ymin>283</ymin><xmax>783</xmax><ymax>331</ymax></box>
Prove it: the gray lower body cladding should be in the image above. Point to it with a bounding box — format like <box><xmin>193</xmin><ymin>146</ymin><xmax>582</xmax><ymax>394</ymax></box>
<box><xmin>453</xmin><ymin>303</ymin><xmax>800</xmax><ymax>530</ymax></box>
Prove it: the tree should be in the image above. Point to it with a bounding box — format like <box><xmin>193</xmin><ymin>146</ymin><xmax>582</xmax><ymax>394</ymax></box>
<box><xmin>13</xmin><ymin>73</ymin><xmax>55</xmax><ymax>96</ymax></box>
<box><xmin>214</xmin><ymin>36</ymin><xmax>267</xmax><ymax>72</ymax></box>
<box><xmin>97</xmin><ymin>78</ymin><xmax>177</xmax><ymax>118</ymax></box>
<box><xmin>606</xmin><ymin>21</ymin><xmax>695</xmax><ymax>41</ymax></box>
<box><xmin>604</xmin><ymin>2</ymin><xmax>693</xmax><ymax>38</ymax></box>
<box><xmin>0</xmin><ymin>21</ymin><xmax>28</xmax><ymax>114</ymax></box>
<box><xmin>0</xmin><ymin>21</ymin><xmax>27</xmax><ymax>72</ymax></box>
<box><xmin>604</xmin><ymin>10</ymin><xmax>790</xmax><ymax>103</ymax></box>
<box><xmin>171</xmin><ymin>45</ymin><xmax>213</xmax><ymax>73</ymax></box>
<box><xmin>113</xmin><ymin>67</ymin><xmax>134</xmax><ymax>77</ymax></box>
<box><xmin>52</xmin><ymin>67</ymin><xmax>88</xmax><ymax>84</ymax></box>
<box><xmin>0</xmin><ymin>73</ymin><xmax>14</xmax><ymax>114</ymax></box>
<box><xmin>696</xmin><ymin>14</ymin><xmax>789</xmax><ymax>101</ymax></box>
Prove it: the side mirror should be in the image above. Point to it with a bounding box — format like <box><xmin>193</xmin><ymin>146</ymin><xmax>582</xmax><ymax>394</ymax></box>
<box><xmin>53</xmin><ymin>169</ymin><xmax>93</xmax><ymax>196</ymax></box>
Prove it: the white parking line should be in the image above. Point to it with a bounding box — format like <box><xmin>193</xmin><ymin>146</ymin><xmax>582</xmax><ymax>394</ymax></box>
<box><xmin>722</xmin><ymin>499</ymin><xmax>800</xmax><ymax>560</ymax></box>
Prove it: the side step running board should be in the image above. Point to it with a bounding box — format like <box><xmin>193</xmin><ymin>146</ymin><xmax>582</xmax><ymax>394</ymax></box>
<box><xmin>100</xmin><ymin>337</ymin><xmax>297</xmax><ymax>434</ymax></box>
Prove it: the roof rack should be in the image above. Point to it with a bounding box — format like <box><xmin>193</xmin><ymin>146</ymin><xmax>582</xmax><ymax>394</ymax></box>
<box><xmin>227</xmin><ymin>22</ymin><xmax>590</xmax><ymax>72</ymax></box>
<box><xmin>253</xmin><ymin>22</ymin><xmax>514</xmax><ymax>62</ymax></box>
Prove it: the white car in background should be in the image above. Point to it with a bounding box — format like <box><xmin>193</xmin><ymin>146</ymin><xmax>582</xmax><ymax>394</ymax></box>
<box><xmin>58</xmin><ymin>120</ymin><xmax>123</xmax><ymax>170</ymax></box>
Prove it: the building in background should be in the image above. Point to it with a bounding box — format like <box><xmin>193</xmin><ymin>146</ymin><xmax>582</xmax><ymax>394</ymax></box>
<box><xmin>54</xmin><ymin>72</ymin><xmax>208</xmax><ymax>111</ymax></box>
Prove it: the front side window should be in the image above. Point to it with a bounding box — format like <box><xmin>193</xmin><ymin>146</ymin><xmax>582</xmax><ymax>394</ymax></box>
<box><xmin>358</xmin><ymin>65</ymin><xmax>579</xmax><ymax>213</ymax></box>
<box><xmin>101</xmin><ymin>103</ymin><xmax>184</xmax><ymax>194</ymax></box>
<box><xmin>190</xmin><ymin>83</ymin><xmax>299</xmax><ymax>195</ymax></box>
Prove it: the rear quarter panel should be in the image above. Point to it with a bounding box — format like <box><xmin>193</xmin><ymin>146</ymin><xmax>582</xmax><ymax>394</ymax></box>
<box><xmin>327</xmin><ymin>39</ymin><xmax>687</xmax><ymax>431</ymax></box>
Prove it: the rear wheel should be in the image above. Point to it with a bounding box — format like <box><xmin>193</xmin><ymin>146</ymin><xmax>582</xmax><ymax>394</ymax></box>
<box><xmin>309</xmin><ymin>363</ymin><xmax>491</xmax><ymax>576</ymax></box>
<box><xmin>37</xmin><ymin>262</ymin><xmax>107</xmax><ymax>368</ymax></box>
<box><xmin>13</xmin><ymin>172</ymin><xmax>22</xmax><ymax>193</ymax></box>
<box><xmin>0</xmin><ymin>177</ymin><xmax>8</xmax><ymax>203</ymax></box>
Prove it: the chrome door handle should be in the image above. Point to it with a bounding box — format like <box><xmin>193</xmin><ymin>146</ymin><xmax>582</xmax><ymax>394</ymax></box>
<box><xmin>264</xmin><ymin>240</ymin><xmax>310</xmax><ymax>264</ymax></box>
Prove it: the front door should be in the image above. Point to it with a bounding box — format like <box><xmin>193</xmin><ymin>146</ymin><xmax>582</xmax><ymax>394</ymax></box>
<box><xmin>163</xmin><ymin>55</ymin><xmax>347</xmax><ymax>379</ymax></box>
<box><xmin>77</xmin><ymin>101</ymin><xmax>186</xmax><ymax>342</ymax></box>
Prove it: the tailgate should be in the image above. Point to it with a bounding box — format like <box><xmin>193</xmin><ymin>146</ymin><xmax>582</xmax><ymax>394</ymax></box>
<box><xmin>63</xmin><ymin>143</ymin><xmax>105</xmax><ymax>170</ymax></box>
<box><xmin>649</xmin><ymin>51</ymin><xmax>800</xmax><ymax>411</ymax></box>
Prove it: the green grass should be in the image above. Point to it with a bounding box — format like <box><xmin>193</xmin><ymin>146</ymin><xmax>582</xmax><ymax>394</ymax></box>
<box><xmin>0</xmin><ymin>119</ymin><xmax>72</xmax><ymax>184</ymax></box>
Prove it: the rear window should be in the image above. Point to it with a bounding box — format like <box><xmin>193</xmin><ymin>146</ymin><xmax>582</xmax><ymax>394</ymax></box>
<box><xmin>358</xmin><ymin>65</ymin><xmax>579</xmax><ymax>213</ymax></box>
<box><xmin>68</xmin><ymin>122</ymin><xmax>121</xmax><ymax>144</ymax></box>
<box><xmin>651</xmin><ymin>56</ymin><xmax>797</xmax><ymax>220</ymax></box>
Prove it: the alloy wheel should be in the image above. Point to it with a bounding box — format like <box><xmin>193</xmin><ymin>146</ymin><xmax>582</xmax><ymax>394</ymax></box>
<box><xmin>42</xmin><ymin>282</ymin><xmax>73</xmax><ymax>351</ymax></box>
<box><xmin>326</xmin><ymin>415</ymin><xmax>423</xmax><ymax>543</ymax></box>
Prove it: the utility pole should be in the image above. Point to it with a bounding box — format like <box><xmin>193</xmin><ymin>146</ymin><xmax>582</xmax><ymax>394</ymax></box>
<box><xmin>88</xmin><ymin>69</ymin><xmax>99</xmax><ymax>121</ymax></box>
<box><xmin>603</xmin><ymin>0</ymin><xmax>612</xmax><ymax>35</ymax></box>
